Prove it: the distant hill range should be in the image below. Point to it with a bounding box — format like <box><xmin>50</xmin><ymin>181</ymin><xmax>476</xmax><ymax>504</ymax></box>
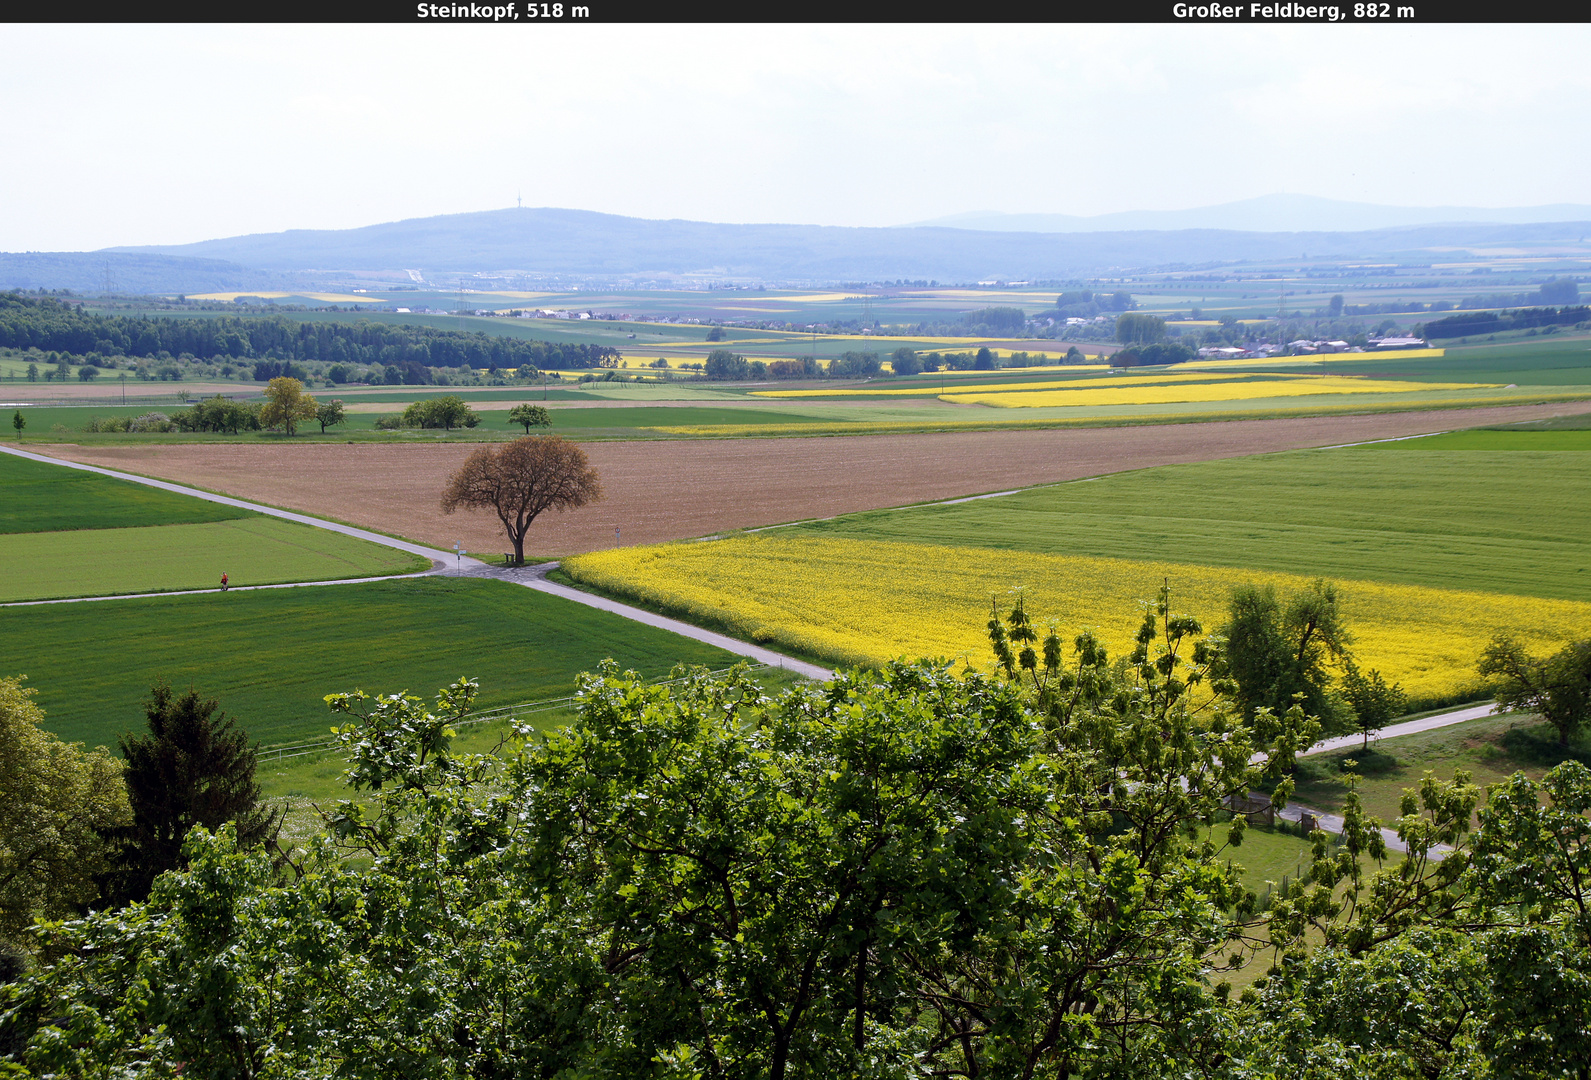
<box><xmin>1</xmin><ymin>198</ymin><xmax>1587</xmax><ymax>294</ymax></box>
<box><xmin>906</xmin><ymin>194</ymin><xmax>1591</xmax><ymax>234</ymax></box>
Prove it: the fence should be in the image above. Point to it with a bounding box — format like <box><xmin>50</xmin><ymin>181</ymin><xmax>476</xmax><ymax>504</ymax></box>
<box><xmin>257</xmin><ymin>663</ymin><xmax>773</xmax><ymax>764</ymax></box>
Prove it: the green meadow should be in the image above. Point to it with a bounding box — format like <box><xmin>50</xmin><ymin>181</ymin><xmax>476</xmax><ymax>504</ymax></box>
<box><xmin>3</xmin><ymin>576</ymin><xmax>743</xmax><ymax>750</ymax></box>
<box><xmin>789</xmin><ymin>446</ymin><xmax>1591</xmax><ymax>602</ymax></box>
<box><xmin>0</xmin><ymin>450</ymin><xmax>424</xmax><ymax>599</ymax></box>
<box><xmin>0</xmin><ymin>450</ymin><xmax>252</xmax><ymax>532</ymax></box>
<box><xmin>0</xmin><ymin>517</ymin><xmax>426</xmax><ymax>602</ymax></box>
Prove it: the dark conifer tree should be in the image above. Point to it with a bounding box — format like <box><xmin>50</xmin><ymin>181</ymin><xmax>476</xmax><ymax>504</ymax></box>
<box><xmin>99</xmin><ymin>682</ymin><xmax>282</xmax><ymax>907</ymax></box>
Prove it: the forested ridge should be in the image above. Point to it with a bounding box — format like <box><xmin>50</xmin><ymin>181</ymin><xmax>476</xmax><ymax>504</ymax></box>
<box><xmin>0</xmin><ymin>293</ymin><xmax>621</xmax><ymax>371</ymax></box>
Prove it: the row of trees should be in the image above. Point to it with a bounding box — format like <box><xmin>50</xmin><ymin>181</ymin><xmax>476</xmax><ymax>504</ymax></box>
<box><xmin>4</xmin><ymin>589</ymin><xmax>1590</xmax><ymax>1076</ymax></box>
<box><xmin>0</xmin><ymin>293</ymin><xmax>622</xmax><ymax>371</ymax></box>
<box><xmin>701</xmin><ymin>345</ymin><xmax>1094</xmax><ymax>381</ymax></box>
<box><xmin>1423</xmin><ymin>303</ymin><xmax>1591</xmax><ymax>340</ymax></box>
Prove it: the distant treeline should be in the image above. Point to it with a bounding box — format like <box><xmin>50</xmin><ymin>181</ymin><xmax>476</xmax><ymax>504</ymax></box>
<box><xmin>1423</xmin><ymin>305</ymin><xmax>1591</xmax><ymax>340</ymax></box>
<box><xmin>0</xmin><ymin>293</ymin><xmax>621</xmax><ymax>372</ymax></box>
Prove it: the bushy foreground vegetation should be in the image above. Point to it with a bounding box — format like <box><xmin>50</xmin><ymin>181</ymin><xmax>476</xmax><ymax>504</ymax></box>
<box><xmin>4</xmin><ymin>594</ymin><xmax>1590</xmax><ymax>1078</ymax></box>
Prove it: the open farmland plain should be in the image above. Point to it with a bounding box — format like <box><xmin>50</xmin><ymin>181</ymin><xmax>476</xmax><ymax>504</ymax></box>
<box><xmin>561</xmin><ymin>432</ymin><xmax>1591</xmax><ymax>709</ymax></box>
<box><xmin>13</xmin><ymin>336</ymin><xmax>1591</xmax><ymax>444</ymax></box>
<box><xmin>25</xmin><ymin>400</ymin><xmax>1591</xmax><ymax>556</ymax></box>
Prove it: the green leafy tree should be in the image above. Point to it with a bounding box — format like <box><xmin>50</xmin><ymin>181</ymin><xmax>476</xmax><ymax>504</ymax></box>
<box><xmin>10</xmin><ymin>411</ymin><xmax>21</xmax><ymax>440</ymax></box>
<box><xmin>506</xmin><ymin>403</ymin><xmax>551</xmax><ymax>433</ymax></box>
<box><xmin>1115</xmin><ymin>311</ymin><xmax>1167</xmax><ymax>345</ymax></box>
<box><xmin>1479</xmin><ymin>635</ymin><xmax>1591</xmax><ymax>747</ymax></box>
<box><xmin>258</xmin><ymin>375</ymin><xmax>317</xmax><ymax>435</ymax></box>
<box><xmin>1341</xmin><ymin>658</ymin><xmax>1407</xmax><ymax>749</ymax></box>
<box><xmin>314</xmin><ymin>397</ymin><xmax>345</xmax><ymax>434</ymax></box>
<box><xmin>888</xmin><ymin>346</ymin><xmax>921</xmax><ymax>376</ymax></box>
<box><xmin>704</xmin><ymin>348</ymin><xmax>750</xmax><ymax>380</ymax></box>
<box><xmin>1222</xmin><ymin>578</ymin><xmax>1353</xmax><ymax>732</ymax></box>
<box><xmin>401</xmin><ymin>395</ymin><xmax>478</xmax><ymax>430</ymax></box>
<box><xmin>98</xmin><ymin>682</ymin><xmax>282</xmax><ymax>908</ymax></box>
<box><xmin>12</xmin><ymin>600</ymin><xmax>1591</xmax><ymax>1077</ymax></box>
<box><xmin>0</xmin><ymin>677</ymin><xmax>129</xmax><ymax>959</ymax></box>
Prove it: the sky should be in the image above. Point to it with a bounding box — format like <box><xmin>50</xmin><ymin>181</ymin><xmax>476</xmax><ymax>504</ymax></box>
<box><xmin>3</xmin><ymin>22</ymin><xmax>1589</xmax><ymax>252</ymax></box>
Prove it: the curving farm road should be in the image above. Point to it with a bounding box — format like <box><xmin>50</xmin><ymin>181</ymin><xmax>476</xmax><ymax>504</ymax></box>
<box><xmin>0</xmin><ymin>443</ymin><xmax>834</xmax><ymax>680</ymax></box>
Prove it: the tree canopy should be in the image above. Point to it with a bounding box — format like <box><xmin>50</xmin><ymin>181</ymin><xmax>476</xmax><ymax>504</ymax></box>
<box><xmin>314</xmin><ymin>397</ymin><xmax>346</xmax><ymax>434</ymax></box>
<box><xmin>1222</xmin><ymin>578</ymin><xmax>1354</xmax><ymax>733</ymax></box>
<box><xmin>400</xmin><ymin>395</ymin><xmax>479</xmax><ymax>430</ymax></box>
<box><xmin>1480</xmin><ymin>634</ymin><xmax>1591</xmax><ymax>747</ymax></box>
<box><xmin>3</xmin><ymin>591</ymin><xmax>1591</xmax><ymax>1077</ymax></box>
<box><xmin>258</xmin><ymin>376</ymin><xmax>317</xmax><ymax>436</ymax></box>
<box><xmin>506</xmin><ymin>403</ymin><xmax>551</xmax><ymax>433</ymax></box>
<box><xmin>98</xmin><ymin>682</ymin><xmax>281</xmax><ymax>908</ymax></box>
<box><xmin>439</xmin><ymin>435</ymin><xmax>601</xmax><ymax>565</ymax></box>
<box><xmin>0</xmin><ymin>676</ymin><xmax>128</xmax><ymax>960</ymax></box>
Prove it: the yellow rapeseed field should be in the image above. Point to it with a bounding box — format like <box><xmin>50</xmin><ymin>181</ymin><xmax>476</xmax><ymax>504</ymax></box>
<box><xmin>944</xmin><ymin>375</ymin><xmax>1497</xmax><ymax>409</ymax></box>
<box><xmin>564</xmin><ymin>535</ymin><xmax>1590</xmax><ymax>703</ymax></box>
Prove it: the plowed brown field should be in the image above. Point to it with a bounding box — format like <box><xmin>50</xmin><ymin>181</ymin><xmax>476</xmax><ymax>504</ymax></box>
<box><xmin>32</xmin><ymin>402</ymin><xmax>1591</xmax><ymax>557</ymax></box>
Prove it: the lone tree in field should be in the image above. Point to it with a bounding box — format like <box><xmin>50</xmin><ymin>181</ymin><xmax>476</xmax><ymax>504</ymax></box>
<box><xmin>316</xmin><ymin>397</ymin><xmax>346</xmax><ymax>434</ymax></box>
<box><xmin>441</xmin><ymin>436</ymin><xmax>602</xmax><ymax>566</ymax></box>
<box><xmin>507</xmin><ymin>404</ymin><xmax>551</xmax><ymax>433</ymax></box>
<box><xmin>259</xmin><ymin>376</ymin><xmax>317</xmax><ymax>436</ymax></box>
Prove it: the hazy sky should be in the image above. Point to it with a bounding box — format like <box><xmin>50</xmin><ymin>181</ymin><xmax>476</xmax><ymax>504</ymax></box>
<box><xmin>3</xmin><ymin>23</ymin><xmax>1588</xmax><ymax>251</ymax></box>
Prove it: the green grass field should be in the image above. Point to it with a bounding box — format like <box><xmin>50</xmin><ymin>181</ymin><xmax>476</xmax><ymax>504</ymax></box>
<box><xmin>1380</xmin><ymin>428</ymin><xmax>1591</xmax><ymax>450</ymax></box>
<box><xmin>3</xmin><ymin>576</ymin><xmax>745</xmax><ymax>749</ymax></box>
<box><xmin>0</xmin><ymin>517</ymin><xmax>427</xmax><ymax>602</ymax></box>
<box><xmin>789</xmin><ymin>447</ymin><xmax>1591</xmax><ymax>602</ymax></box>
<box><xmin>0</xmin><ymin>450</ymin><xmax>253</xmax><ymax>533</ymax></box>
<box><xmin>1</xmin><ymin>450</ymin><xmax>427</xmax><ymax>599</ymax></box>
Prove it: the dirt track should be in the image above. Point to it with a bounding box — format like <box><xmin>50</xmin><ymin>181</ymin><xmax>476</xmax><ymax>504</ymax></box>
<box><xmin>32</xmin><ymin>401</ymin><xmax>1591</xmax><ymax>557</ymax></box>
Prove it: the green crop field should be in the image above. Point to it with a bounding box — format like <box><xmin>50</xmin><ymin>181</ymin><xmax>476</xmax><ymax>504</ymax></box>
<box><xmin>1291</xmin><ymin>338</ymin><xmax>1591</xmax><ymax>386</ymax></box>
<box><xmin>1381</xmin><ymin>428</ymin><xmax>1591</xmax><ymax>450</ymax></box>
<box><xmin>789</xmin><ymin>446</ymin><xmax>1591</xmax><ymax>602</ymax></box>
<box><xmin>2</xmin><ymin>576</ymin><xmax>743</xmax><ymax>749</ymax></box>
<box><xmin>0</xmin><ymin>450</ymin><xmax>426</xmax><ymax>599</ymax></box>
<box><xmin>0</xmin><ymin>450</ymin><xmax>253</xmax><ymax>533</ymax></box>
<box><xmin>0</xmin><ymin>517</ymin><xmax>427</xmax><ymax>602</ymax></box>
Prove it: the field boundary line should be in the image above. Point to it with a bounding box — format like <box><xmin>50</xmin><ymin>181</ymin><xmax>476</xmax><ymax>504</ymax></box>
<box><xmin>0</xmin><ymin>568</ymin><xmax>440</xmax><ymax>608</ymax></box>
